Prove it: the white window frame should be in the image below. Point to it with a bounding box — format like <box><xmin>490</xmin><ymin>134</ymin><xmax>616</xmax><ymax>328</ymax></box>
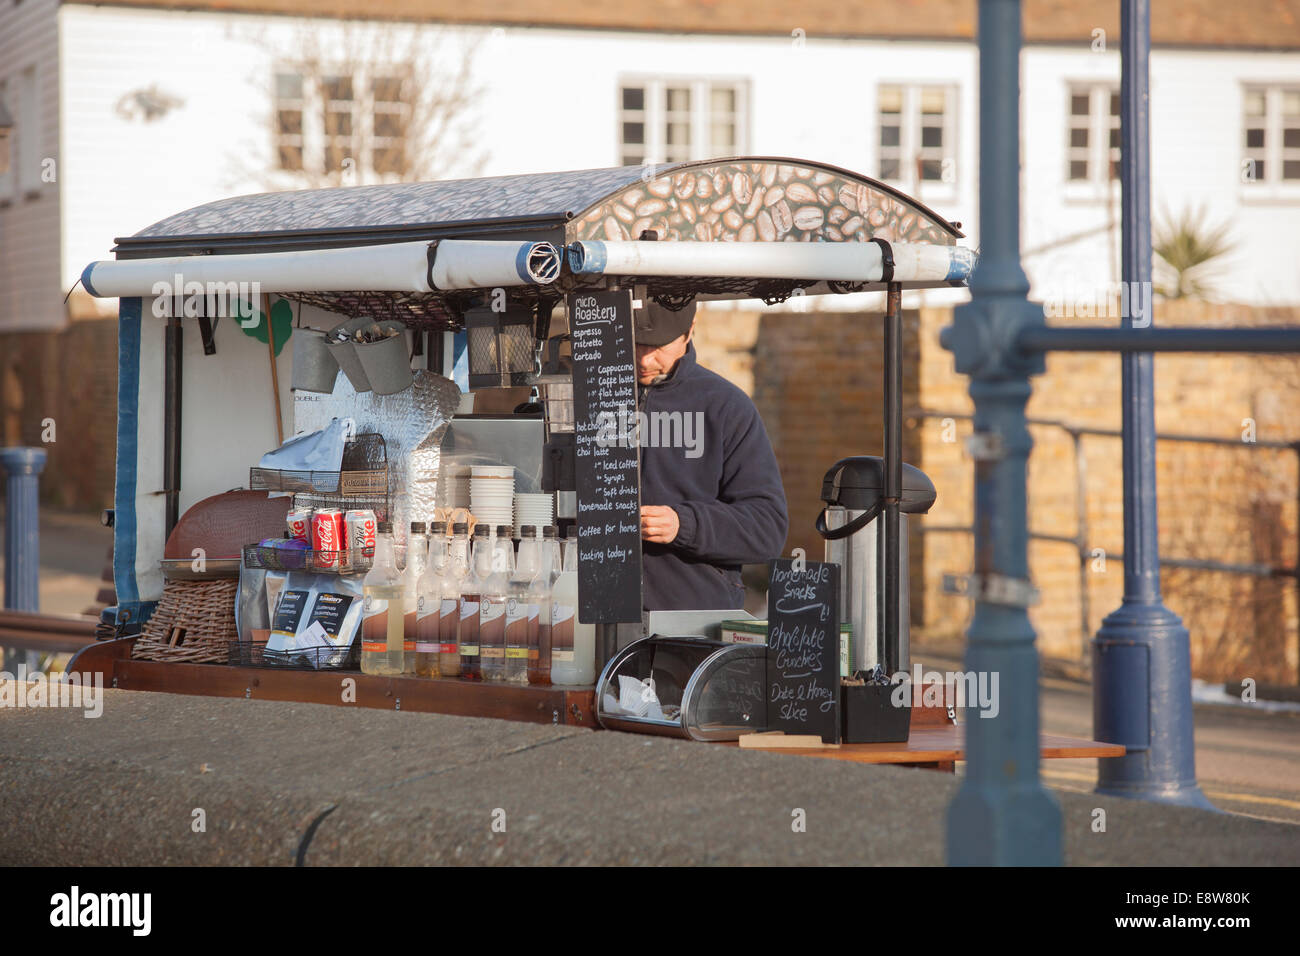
<box><xmin>875</xmin><ymin>83</ymin><xmax>959</xmax><ymax>204</ymax></box>
<box><xmin>370</xmin><ymin>72</ymin><xmax>410</xmax><ymax>178</ymax></box>
<box><xmin>1240</xmin><ymin>83</ymin><xmax>1300</xmax><ymax>202</ymax></box>
<box><xmin>1063</xmin><ymin>82</ymin><xmax>1121</xmax><ymax>204</ymax></box>
<box><xmin>273</xmin><ymin>72</ymin><xmax>305</xmax><ymax>173</ymax></box>
<box><xmin>271</xmin><ymin>68</ymin><xmax>412</xmax><ymax>183</ymax></box>
<box><xmin>321</xmin><ymin>73</ymin><xmax>356</xmax><ymax>176</ymax></box>
<box><xmin>616</xmin><ymin>77</ymin><xmax>750</xmax><ymax>167</ymax></box>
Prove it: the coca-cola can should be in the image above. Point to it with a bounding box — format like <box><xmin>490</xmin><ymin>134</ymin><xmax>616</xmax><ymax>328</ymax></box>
<box><xmin>287</xmin><ymin>507</ymin><xmax>313</xmax><ymax>543</ymax></box>
<box><xmin>312</xmin><ymin>508</ymin><xmax>346</xmax><ymax>569</ymax></box>
<box><xmin>345</xmin><ymin>509</ymin><xmax>377</xmax><ymax>563</ymax></box>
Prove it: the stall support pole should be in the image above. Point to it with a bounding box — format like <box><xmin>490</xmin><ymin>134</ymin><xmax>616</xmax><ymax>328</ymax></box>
<box><xmin>598</xmin><ymin>623</ymin><xmax>617</xmax><ymax>678</ymax></box>
<box><xmin>163</xmin><ymin>314</ymin><xmax>182</xmax><ymax>538</ymax></box>
<box><xmin>1</xmin><ymin>447</ymin><xmax>46</xmax><ymax>674</ymax></box>
<box><xmin>940</xmin><ymin>0</ymin><xmax>1061</xmax><ymax>865</ymax></box>
<box><xmin>1091</xmin><ymin>0</ymin><xmax>1212</xmax><ymax>809</ymax></box>
<box><xmin>883</xmin><ymin>283</ymin><xmax>903</xmax><ymax>675</ymax></box>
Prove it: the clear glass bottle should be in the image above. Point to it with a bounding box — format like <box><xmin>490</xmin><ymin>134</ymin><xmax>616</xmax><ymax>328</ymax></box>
<box><xmin>458</xmin><ymin>525</ymin><xmax>491</xmax><ymax>681</ymax></box>
<box><xmin>479</xmin><ymin>525</ymin><xmax>513</xmax><ymax>682</ymax></box>
<box><xmin>361</xmin><ymin>522</ymin><xmax>404</xmax><ymax>676</ymax></box>
<box><xmin>549</xmin><ymin>533</ymin><xmax>596</xmax><ymax>685</ymax></box>
<box><xmin>415</xmin><ymin>521</ymin><xmax>446</xmax><ymax>677</ymax></box>
<box><xmin>439</xmin><ymin>522</ymin><xmax>470</xmax><ymax>677</ymax></box>
<box><xmin>528</xmin><ymin>526</ymin><xmax>559</xmax><ymax>685</ymax></box>
<box><xmin>506</xmin><ymin>526</ymin><xmax>539</xmax><ymax>684</ymax></box>
<box><xmin>402</xmin><ymin>521</ymin><xmax>427</xmax><ymax>674</ymax></box>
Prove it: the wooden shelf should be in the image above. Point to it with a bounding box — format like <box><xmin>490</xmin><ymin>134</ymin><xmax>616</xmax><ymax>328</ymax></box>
<box><xmin>68</xmin><ymin>638</ymin><xmax>597</xmax><ymax>727</ymax></box>
<box><xmin>724</xmin><ymin>726</ymin><xmax>1125</xmax><ymax>769</ymax></box>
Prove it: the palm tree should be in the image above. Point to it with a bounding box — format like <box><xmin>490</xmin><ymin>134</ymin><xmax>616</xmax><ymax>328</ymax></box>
<box><xmin>1153</xmin><ymin>206</ymin><xmax>1234</xmax><ymax>300</ymax></box>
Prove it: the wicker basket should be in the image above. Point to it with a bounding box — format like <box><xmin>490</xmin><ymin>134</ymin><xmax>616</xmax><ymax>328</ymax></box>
<box><xmin>132</xmin><ymin>579</ymin><xmax>239</xmax><ymax>664</ymax></box>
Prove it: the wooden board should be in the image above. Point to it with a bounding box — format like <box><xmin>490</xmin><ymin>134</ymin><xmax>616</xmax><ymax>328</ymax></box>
<box><xmin>721</xmin><ymin>725</ymin><xmax>1126</xmax><ymax>765</ymax></box>
<box><xmin>0</xmin><ymin>610</ymin><xmax>97</xmax><ymax>653</ymax></box>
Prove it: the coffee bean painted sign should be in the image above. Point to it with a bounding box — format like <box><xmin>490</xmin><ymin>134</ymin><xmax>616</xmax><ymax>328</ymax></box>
<box><xmin>568</xmin><ymin>160</ymin><xmax>956</xmax><ymax>247</ymax></box>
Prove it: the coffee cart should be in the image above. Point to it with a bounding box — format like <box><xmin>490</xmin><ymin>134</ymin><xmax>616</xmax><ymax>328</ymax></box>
<box><xmin>68</xmin><ymin>156</ymin><xmax>996</xmax><ymax>747</ymax></box>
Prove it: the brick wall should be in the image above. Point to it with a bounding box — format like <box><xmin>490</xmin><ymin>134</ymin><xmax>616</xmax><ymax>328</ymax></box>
<box><xmin>1</xmin><ymin>318</ymin><xmax>118</xmax><ymax>512</ymax></box>
<box><xmin>694</xmin><ymin>299</ymin><xmax>1299</xmax><ymax>685</ymax></box>
<box><xmin>916</xmin><ymin>300</ymin><xmax>1300</xmax><ymax>684</ymax></box>
<box><xmin>693</xmin><ymin>304</ymin><xmax>923</xmax><ymax>571</ymax></box>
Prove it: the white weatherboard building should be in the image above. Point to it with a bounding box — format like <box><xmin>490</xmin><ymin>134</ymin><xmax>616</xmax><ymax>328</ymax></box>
<box><xmin>1</xmin><ymin>1</ymin><xmax>1298</xmax><ymax>332</ymax></box>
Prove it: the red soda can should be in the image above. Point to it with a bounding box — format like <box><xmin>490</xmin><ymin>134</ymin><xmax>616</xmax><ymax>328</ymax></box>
<box><xmin>345</xmin><ymin>509</ymin><xmax>377</xmax><ymax>562</ymax></box>
<box><xmin>312</xmin><ymin>508</ymin><xmax>346</xmax><ymax>569</ymax></box>
<box><xmin>287</xmin><ymin>507</ymin><xmax>314</xmax><ymax>543</ymax></box>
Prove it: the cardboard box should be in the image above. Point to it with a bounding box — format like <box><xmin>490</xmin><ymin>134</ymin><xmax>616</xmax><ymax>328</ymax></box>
<box><xmin>719</xmin><ymin>620</ymin><xmax>853</xmax><ymax>676</ymax></box>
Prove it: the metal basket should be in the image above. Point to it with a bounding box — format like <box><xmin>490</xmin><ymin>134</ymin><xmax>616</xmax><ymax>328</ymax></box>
<box><xmin>250</xmin><ymin>432</ymin><xmax>389</xmax><ymax>496</ymax></box>
<box><xmin>242</xmin><ymin>543</ymin><xmax>373</xmax><ymax>574</ymax></box>
<box><xmin>229</xmin><ymin>640</ymin><xmax>360</xmax><ymax>670</ymax></box>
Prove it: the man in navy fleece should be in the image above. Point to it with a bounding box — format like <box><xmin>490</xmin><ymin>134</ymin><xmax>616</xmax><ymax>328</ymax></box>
<box><xmin>633</xmin><ymin>300</ymin><xmax>789</xmax><ymax>610</ymax></box>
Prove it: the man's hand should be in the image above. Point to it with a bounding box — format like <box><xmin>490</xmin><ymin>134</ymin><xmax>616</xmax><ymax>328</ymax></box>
<box><xmin>640</xmin><ymin>505</ymin><xmax>680</xmax><ymax>544</ymax></box>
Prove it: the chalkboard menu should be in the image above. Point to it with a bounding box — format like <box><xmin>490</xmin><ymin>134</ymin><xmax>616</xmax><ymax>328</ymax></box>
<box><xmin>766</xmin><ymin>558</ymin><xmax>841</xmax><ymax>743</ymax></box>
<box><xmin>569</xmin><ymin>289</ymin><xmax>643</xmax><ymax>623</ymax></box>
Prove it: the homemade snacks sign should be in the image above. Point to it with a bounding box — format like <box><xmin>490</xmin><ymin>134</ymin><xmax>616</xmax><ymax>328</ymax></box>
<box><xmin>569</xmin><ymin>289</ymin><xmax>643</xmax><ymax>623</ymax></box>
<box><xmin>766</xmin><ymin>558</ymin><xmax>841</xmax><ymax>743</ymax></box>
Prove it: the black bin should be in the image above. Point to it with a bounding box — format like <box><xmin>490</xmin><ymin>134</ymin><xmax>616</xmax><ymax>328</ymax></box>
<box><xmin>841</xmin><ymin>682</ymin><xmax>912</xmax><ymax>743</ymax></box>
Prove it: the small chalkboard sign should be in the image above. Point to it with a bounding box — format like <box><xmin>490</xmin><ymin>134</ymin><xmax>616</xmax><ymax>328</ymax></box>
<box><xmin>568</xmin><ymin>288</ymin><xmax>643</xmax><ymax>623</ymax></box>
<box><xmin>766</xmin><ymin>558</ymin><xmax>841</xmax><ymax>743</ymax></box>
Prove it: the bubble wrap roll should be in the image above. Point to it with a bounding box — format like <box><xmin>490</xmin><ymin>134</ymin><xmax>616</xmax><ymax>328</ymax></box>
<box><xmin>292</xmin><ymin>368</ymin><xmax>461</xmax><ymax>561</ymax></box>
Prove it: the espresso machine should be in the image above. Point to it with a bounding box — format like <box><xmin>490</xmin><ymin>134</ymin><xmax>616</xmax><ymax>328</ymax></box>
<box><xmin>816</xmin><ymin>456</ymin><xmax>936</xmax><ymax>676</ymax></box>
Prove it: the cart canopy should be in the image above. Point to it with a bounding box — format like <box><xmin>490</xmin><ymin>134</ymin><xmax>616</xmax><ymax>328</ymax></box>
<box><xmin>86</xmin><ymin>157</ymin><xmax>970</xmax><ymax>325</ymax></box>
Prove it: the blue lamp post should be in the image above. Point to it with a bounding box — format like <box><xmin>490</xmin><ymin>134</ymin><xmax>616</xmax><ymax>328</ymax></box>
<box><xmin>1090</xmin><ymin>0</ymin><xmax>1213</xmax><ymax>809</ymax></box>
<box><xmin>940</xmin><ymin>0</ymin><xmax>1063</xmax><ymax>865</ymax></box>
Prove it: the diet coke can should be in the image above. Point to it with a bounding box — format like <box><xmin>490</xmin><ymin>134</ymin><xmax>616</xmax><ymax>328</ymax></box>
<box><xmin>312</xmin><ymin>508</ymin><xmax>346</xmax><ymax>569</ymax></box>
<box><xmin>287</xmin><ymin>507</ymin><xmax>314</xmax><ymax>543</ymax></box>
<box><xmin>345</xmin><ymin>509</ymin><xmax>377</xmax><ymax>564</ymax></box>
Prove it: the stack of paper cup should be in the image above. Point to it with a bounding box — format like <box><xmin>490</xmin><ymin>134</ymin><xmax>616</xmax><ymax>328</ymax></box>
<box><xmin>513</xmin><ymin>493</ymin><xmax>554</xmax><ymax>538</ymax></box>
<box><xmin>470</xmin><ymin>465</ymin><xmax>515</xmax><ymax>530</ymax></box>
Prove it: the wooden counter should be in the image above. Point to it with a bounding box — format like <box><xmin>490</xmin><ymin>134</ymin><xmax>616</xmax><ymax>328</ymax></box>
<box><xmin>67</xmin><ymin>638</ymin><xmax>1127</xmax><ymax>772</ymax></box>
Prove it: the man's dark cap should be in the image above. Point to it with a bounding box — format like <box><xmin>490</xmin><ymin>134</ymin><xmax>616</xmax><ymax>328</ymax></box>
<box><xmin>634</xmin><ymin>299</ymin><xmax>697</xmax><ymax>347</ymax></box>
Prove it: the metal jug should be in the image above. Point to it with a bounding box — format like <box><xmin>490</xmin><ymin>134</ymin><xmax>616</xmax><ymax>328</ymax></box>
<box><xmin>815</xmin><ymin>456</ymin><xmax>936</xmax><ymax>675</ymax></box>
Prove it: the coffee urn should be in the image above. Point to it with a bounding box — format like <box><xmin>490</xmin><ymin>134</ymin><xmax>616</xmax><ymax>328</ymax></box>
<box><xmin>815</xmin><ymin>456</ymin><xmax>936</xmax><ymax>675</ymax></box>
